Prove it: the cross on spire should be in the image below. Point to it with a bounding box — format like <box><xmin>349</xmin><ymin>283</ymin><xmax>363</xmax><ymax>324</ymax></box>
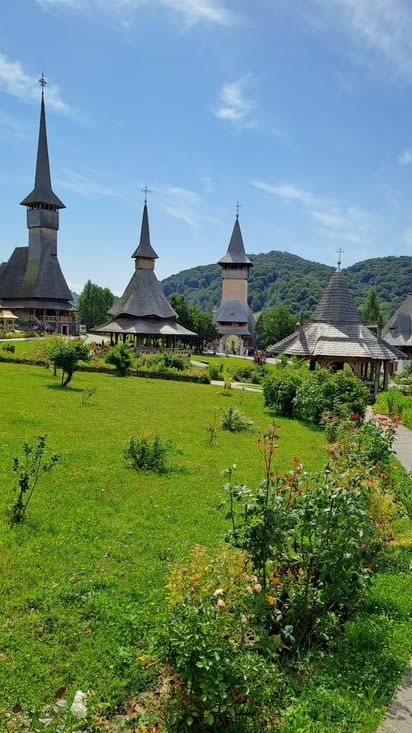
<box><xmin>236</xmin><ymin>200</ymin><xmax>241</xmax><ymax>219</ymax></box>
<box><xmin>141</xmin><ymin>185</ymin><xmax>151</xmax><ymax>205</ymax></box>
<box><xmin>39</xmin><ymin>73</ymin><xmax>47</xmax><ymax>96</ymax></box>
<box><xmin>336</xmin><ymin>248</ymin><xmax>344</xmax><ymax>270</ymax></box>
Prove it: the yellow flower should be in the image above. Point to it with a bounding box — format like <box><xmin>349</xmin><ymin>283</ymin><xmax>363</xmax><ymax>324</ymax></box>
<box><xmin>267</xmin><ymin>595</ymin><xmax>277</xmax><ymax>605</ymax></box>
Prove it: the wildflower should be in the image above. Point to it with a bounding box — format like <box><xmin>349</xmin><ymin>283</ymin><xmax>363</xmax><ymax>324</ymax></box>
<box><xmin>254</xmin><ymin>583</ymin><xmax>262</xmax><ymax>593</ymax></box>
<box><xmin>240</xmin><ymin>614</ymin><xmax>248</xmax><ymax>624</ymax></box>
<box><xmin>216</xmin><ymin>598</ymin><xmax>226</xmax><ymax>610</ymax></box>
<box><xmin>269</xmin><ymin>576</ymin><xmax>281</xmax><ymax>585</ymax></box>
<box><xmin>267</xmin><ymin>595</ymin><xmax>277</xmax><ymax>605</ymax></box>
<box><xmin>213</xmin><ymin>588</ymin><xmax>224</xmax><ymax>597</ymax></box>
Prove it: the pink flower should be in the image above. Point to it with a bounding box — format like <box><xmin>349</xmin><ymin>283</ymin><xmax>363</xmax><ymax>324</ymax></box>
<box><xmin>216</xmin><ymin>599</ymin><xmax>226</xmax><ymax>610</ymax></box>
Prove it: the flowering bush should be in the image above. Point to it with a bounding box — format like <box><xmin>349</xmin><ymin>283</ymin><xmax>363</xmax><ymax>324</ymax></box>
<box><xmin>160</xmin><ymin>544</ymin><xmax>284</xmax><ymax>731</ymax></box>
<box><xmin>294</xmin><ymin>365</ymin><xmax>369</xmax><ymax>424</ymax></box>
<box><xmin>220</xmin><ymin>423</ymin><xmax>395</xmax><ymax>647</ymax></box>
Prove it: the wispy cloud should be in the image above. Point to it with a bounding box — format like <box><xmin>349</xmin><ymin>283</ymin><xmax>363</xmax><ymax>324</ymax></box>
<box><xmin>158</xmin><ymin>185</ymin><xmax>202</xmax><ymax>227</ymax></box>
<box><xmin>398</xmin><ymin>148</ymin><xmax>412</xmax><ymax>165</ymax></box>
<box><xmin>59</xmin><ymin>169</ymin><xmax>122</xmax><ymax>198</ymax></box>
<box><xmin>214</xmin><ymin>76</ymin><xmax>255</xmax><ymax>129</ymax></box>
<box><xmin>37</xmin><ymin>0</ymin><xmax>236</xmax><ymax>27</ymax></box>
<box><xmin>252</xmin><ymin>179</ymin><xmax>377</xmax><ymax>245</ymax></box>
<box><xmin>152</xmin><ymin>184</ymin><xmax>218</xmax><ymax>228</ymax></box>
<box><xmin>304</xmin><ymin>0</ymin><xmax>412</xmax><ymax>80</ymax></box>
<box><xmin>0</xmin><ymin>53</ymin><xmax>71</xmax><ymax>113</ymax></box>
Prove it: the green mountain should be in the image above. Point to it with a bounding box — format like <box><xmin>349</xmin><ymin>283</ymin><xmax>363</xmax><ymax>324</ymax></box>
<box><xmin>162</xmin><ymin>252</ymin><xmax>412</xmax><ymax>320</ymax></box>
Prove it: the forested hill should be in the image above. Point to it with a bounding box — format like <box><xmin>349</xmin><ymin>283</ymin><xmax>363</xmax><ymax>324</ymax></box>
<box><xmin>161</xmin><ymin>252</ymin><xmax>412</xmax><ymax>319</ymax></box>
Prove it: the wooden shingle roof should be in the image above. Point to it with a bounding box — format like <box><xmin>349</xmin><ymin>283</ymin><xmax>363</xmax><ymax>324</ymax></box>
<box><xmin>268</xmin><ymin>268</ymin><xmax>404</xmax><ymax>361</ymax></box>
<box><xmin>131</xmin><ymin>203</ymin><xmax>158</xmax><ymax>260</ymax></box>
<box><xmin>218</xmin><ymin>217</ymin><xmax>252</xmax><ymax>266</ymax></box>
<box><xmin>20</xmin><ymin>93</ymin><xmax>65</xmax><ymax>210</ymax></box>
<box><xmin>381</xmin><ymin>294</ymin><xmax>412</xmax><ymax>348</ymax></box>
<box><xmin>109</xmin><ymin>268</ymin><xmax>177</xmax><ymax>320</ymax></box>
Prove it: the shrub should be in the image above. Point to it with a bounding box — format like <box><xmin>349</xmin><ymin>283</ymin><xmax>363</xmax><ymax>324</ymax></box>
<box><xmin>48</xmin><ymin>339</ymin><xmax>91</xmax><ymax>387</ymax></box>
<box><xmin>163</xmin><ymin>354</ymin><xmax>185</xmax><ymax>371</ymax></box>
<box><xmin>295</xmin><ymin>365</ymin><xmax>368</xmax><ymax>424</ymax></box>
<box><xmin>105</xmin><ymin>344</ymin><xmax>134</xmax><ymax>376</ymax></box>
<box><xmin>263</xmin><ymin>368</ymin><xmax>304</xmax><ymax>416</ymax></box>
<box><xmin>221</xmin><ymin>406</ymin><xmax>254</xmax><ymax>432</ymax></box>
<box><xmin>220</xmin><ymin>424</ymin><xmax>389</xmax><ymax>647</ymax></box>
<box><xmin>124</xmin><ymin>434</ymin><xmax>173</xmax><ymax>474</ymax></box>
<box><xmin>207</xmin><ymin>362</ymin><xmax>223</xmax><ymax>381</ymax></box>
<box><xmin>9</xmin><ymin>435</ymin><xmax>60</xmax><ymax>523</ymax></box>
<box><xmin>159</xmin><ymin>544</ymin><xmax>284</xmax><ymax>732</ymax></box>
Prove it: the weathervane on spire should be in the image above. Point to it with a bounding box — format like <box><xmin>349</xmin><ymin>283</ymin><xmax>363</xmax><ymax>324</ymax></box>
<box><xmin>236</xmin><ymin>200</ymin><xmax>241</xmax><ymax>219</ymax></box>
<box><xmin>141</xmin><ymin>185</ymin><xmax>151</xmax><ymax>205</ymax></box>
<box><xmin>337</xmin><ymin>248</ymin><xmax>344</xmax><ymax>270</ymax></box>
<box><xmin>39</xmin><ymin>73</ymin><xmax>47</xmax><ymax>97</ymax></box>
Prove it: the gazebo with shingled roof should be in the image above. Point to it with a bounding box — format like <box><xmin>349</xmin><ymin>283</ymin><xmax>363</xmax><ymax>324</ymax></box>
<box><xmin>267</xmin><ymin>253</ymin><xmax>405</xmax><ymax>397</ymax></box>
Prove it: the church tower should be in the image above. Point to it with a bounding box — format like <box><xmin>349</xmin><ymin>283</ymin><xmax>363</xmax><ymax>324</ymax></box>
<box><xmin>214</xmin><ymin>209</ymin><xmax>256</xmax><ymax>354</ymax></box>
<box><xmin>0</xmin><ymin>76</ymin><xmax>76</xmax><ymax>335</ymax></box>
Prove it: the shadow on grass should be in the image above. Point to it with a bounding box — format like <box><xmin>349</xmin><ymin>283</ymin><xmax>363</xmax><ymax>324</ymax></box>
<box><xmin>46</xmin><ymin>383</ymin><xmax>84</xmax><ymax>393</ymax></box>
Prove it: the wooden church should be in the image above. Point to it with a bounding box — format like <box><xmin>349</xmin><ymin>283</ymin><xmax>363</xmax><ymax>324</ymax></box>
<box><xmin>0</xmin><ymin>78</ymin><xmax>77</xmax><ymax>335</ymax></box>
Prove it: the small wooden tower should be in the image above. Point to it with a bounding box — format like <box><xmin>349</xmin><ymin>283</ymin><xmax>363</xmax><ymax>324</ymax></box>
<box><xmin>214</xmin><ymin>209</ymin><xmax>255</xmax><ymax>355</ymax></box>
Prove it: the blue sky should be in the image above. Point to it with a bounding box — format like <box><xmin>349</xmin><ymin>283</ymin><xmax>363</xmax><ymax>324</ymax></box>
<box><xmin>2</xmin><ymin>0</ymin><xmax>412</xmax><ymax>295</ymax></box>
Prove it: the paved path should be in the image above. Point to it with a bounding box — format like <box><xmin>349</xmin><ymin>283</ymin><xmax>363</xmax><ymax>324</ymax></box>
<box><xmin>374</xmin><ymin>412</ymin><xmax>412</xmax><ymax>733</ymax></box>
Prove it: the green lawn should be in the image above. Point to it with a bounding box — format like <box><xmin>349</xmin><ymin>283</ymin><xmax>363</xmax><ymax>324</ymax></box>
<box><xmin>0</xmin><ymin>362</ymin><xmax>326</xmax><ymax>725</ymax></box>
<box><xmin>1</xmin><ymin>361</ymin><xmax>411</xmax><ymax>733</ymax></box>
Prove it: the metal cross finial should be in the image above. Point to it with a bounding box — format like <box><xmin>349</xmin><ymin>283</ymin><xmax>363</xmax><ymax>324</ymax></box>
<box><xmin>141</xmin><ymin>185</ymin><xmax>151</xmax><ymax>205</ymax></box>
<box><xmin>236</xmin><ymin>200</ymin><xmax>241</xmax><ymax>219</ymax></box>
<box><xmin>337</xmin><ymin>248</ymin><xmax>344</xmax><ymax>270</ymax></box>
<box><xmin>39</xmin><ymin>73</ymin><xmax>47</xmax><ymax>96</ymax></box>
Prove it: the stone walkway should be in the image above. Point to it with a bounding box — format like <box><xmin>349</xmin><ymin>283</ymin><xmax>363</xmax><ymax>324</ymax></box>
<box><xmin>375</xmin><ymin>413</ymin><xmax>412</xmax><ymax>733</ymax></box>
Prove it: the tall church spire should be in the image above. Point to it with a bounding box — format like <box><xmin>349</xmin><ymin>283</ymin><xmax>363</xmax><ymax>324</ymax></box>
<box><xmin>20</xmin><ymin>76</ymin><xmax>65</xmax><ymax>210</ymax></box>
<box><xmin>132</xmin><ymin>194</ymin><xmax>159</xmax><ymax>264</ymax></box>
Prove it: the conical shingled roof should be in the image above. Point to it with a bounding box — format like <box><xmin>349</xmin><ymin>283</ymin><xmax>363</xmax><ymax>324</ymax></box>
<box><xmin>218</xmin><ymin>217</ymin><xmax>252</xmax><ymax>266</ymax></box>
<box><xmin>381</xmin><ymin>294</ymin><xmax>412</xmax><ymax>348</ymax></box>
<box><xmin>109</xmin><ymin>268</ymin><xmax>177</xmax><ymax>320</ymax></box>
<box><xmin>132</xmin><ymin>203</ymin><xmax>158</xmax><ymax>260</ymax></box>
<box><xmin>267</xmin><ymin>267</ymin><xmax>405</xmax><ymax>361</ymax></box>
<box><xmin>310</xmin><ymin>268</ymin><xmax>360</xmax><ymax>323</ymax></box>
<box><xmin>108</xmin><ymin>202</ymin><xmax>176</xmax><ymax>321</ymax></box>
<box><xmin>20</xmin><ymin>93</ymin><xmax>65</xmax><ymax>210</ymax></box>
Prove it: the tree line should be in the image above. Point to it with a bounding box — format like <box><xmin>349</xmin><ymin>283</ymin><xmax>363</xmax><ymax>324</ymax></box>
<box><xmin>74</xmin><ymin>277</ymin><xmax>389</xmax><ymax>352</ymax></box>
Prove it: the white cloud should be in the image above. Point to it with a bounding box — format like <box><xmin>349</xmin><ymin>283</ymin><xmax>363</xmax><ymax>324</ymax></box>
<box><xmin>157</xmin><ymin>185</ymin><xmax>202</xmax><ymax>227</ymax></box>
<box><xmin>214</xmin><ymin>76</ymin><xmax>255</xmax><ymax>128</ymax></box>
<box><xmin>252</xmin><ymin>181</ymin><xmax>318</xmax><ymax>208</ymax></box>
<box><xmin>251</xmin><ymin>178</ymin><xmax>377</xmax><ymax>246</ymax></box>
<box><xmin>59</xmin><ymin>169</ymin><xmax>121</xmax><ymax>198</ymax></box>
<box><xmin>398</xmin><ymin>148</ymin><xmax>412</xmax><ymax>165</ymax></box>
<box><xmin>303</xmin><ymin>0</ymin><xmax>412</xmax><ymax>80</ymax></box>
<box><xmin>37</xmin><ymin>0</ymin><xmax>235</xmax><ymax>26</ymax></box>
<box><xmin>0</xmin><ymin>53</ymin><xmax>70</xmax><ymax>113</ymax></box>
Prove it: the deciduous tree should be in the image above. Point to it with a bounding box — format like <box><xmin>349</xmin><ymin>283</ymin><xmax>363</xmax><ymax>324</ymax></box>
<box><xmin>256</xmin><ymin>305</ymin><xmax>296</xmax><ymax>350</ymax></box>
<box><xmin>76</xmin><ymin>280</ymin><xmax>114</xmax><ymax>331</ymax></box>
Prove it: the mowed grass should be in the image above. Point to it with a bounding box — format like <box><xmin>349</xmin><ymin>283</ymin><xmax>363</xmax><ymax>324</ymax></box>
<box><xmin>0</xmin><ymin>362</ymin><xmax>326</xmax><ymax>721</ymax></box>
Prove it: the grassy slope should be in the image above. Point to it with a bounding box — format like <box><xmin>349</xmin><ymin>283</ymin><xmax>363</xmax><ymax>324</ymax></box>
<box><xmin>0</xmin><ymin>362</ymin><xmax>326</xmax><ymax>721</ymax></box>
